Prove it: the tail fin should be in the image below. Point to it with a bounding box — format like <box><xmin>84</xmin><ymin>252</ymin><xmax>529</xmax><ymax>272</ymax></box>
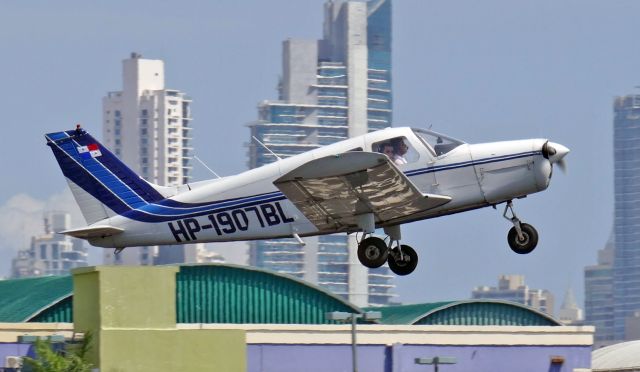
<box><xmin>45</xmin><ymin>128</ymin><xmax>167</xmax><ymax>224</ymax></box>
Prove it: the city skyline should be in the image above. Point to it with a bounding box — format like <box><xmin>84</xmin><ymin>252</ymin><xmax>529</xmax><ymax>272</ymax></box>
<box><xmin>248</xmin><ymin>0</ymin><xmax>395</xmax><ymax>307</ymax></box>
<box><xmin>0</xmin><ymin>0</ymin><xmax>635</xmax><ymax>308</ymax></box>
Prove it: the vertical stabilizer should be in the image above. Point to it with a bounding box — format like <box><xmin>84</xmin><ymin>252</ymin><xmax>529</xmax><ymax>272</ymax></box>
<box><xmin>45</xmin><ymin>128</ymin><xmax>167</xmax><ymax>224</ymax></box>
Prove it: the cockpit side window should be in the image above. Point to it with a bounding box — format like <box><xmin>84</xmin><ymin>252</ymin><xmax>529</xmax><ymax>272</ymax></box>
<box><xmin>413</xmin><ymin>129</ymin><xmax>464</xmax><ymax>157</ymax></box>
<box><xmin>372</xmin><ymin>137</ymin><xmax>419</xmax><ymax>166</ymax></box>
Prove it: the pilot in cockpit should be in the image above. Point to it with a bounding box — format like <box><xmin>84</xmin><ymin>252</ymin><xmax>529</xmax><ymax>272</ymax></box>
<box><xmin>391</xmin><ymin>138</ymin><xmax>408</xmax><ymax>165</ymax></box>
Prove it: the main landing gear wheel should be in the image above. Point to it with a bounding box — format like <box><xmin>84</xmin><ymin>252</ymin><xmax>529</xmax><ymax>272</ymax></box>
<box><xmin>507</xmin><ymin>223</ymin><xmax>538</xmax><ymax>254</ymax></box>
<box><xmin>357</xmin><ymin>237</ymin><xmax>389</xmax><ymax>268</ymax></box>
<box><xmin>388</xmin><ymin>245</ymin><xmax>418</xmax><ymax>276</ymax></box>
<box><xmin>502</xmin><ymin>200</ymin><xmax>538</xmax><ymax>255</ymax></box>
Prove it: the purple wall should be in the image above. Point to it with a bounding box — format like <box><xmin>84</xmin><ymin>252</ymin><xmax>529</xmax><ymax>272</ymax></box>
<box><xmin>0</xmin><ymin>343</ymin><xmax>36</xmax><ymax>365</ymax></box>
<box><xmin>248</xmin><ymin>344</ymin><xmax>591</xmax><ymax>372</ymax></box>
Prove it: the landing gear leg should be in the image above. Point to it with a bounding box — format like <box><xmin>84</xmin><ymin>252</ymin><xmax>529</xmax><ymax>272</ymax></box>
<box><xmin>503</xmin><ymin>201</ymin><xmax>538</xmax><ymax>254</ymax></box>
<box><xmin>114</xmin><ymin>247</ymin><xmax>125</xmax><ymax>256</ymax></box>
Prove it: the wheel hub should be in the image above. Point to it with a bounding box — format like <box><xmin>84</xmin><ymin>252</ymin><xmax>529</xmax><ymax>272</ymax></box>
<box><xmin>365</xmin><ymin>246</ymin><xmax>380</xmax><ymax>259</ymax></box>
<box><xmin>516</xmin><ymin>233</ymin><xmax>530</xmax><ymax>246</ymax></box>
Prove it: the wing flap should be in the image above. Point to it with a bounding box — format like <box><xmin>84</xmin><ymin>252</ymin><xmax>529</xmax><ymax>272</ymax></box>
<box><xmin>274</xmin><ymin>152</ymin><xmax>451</xmax><ymax>231</ymax></box>
<box><xmin>60</xmin><ymin>225</ymin><xmax>124</xmax><ymax>239</ymax></box>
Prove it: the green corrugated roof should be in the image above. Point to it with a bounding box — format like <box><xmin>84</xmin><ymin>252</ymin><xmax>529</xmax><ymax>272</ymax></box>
<box><xmin>0</xmin><ymin>266</ymin><xmax>561</xmax><ymax>327</ymax></box>
<box><xmin>366</xmin><ymin>301</ymin><xmax>455</xmax><ymax>324</ymax></box>
<box><xmin>0</xmin><ymin>264</ymin><xmax>362</xmax><ymax>324</ymax></box>
<box><xmin>0</xmin><ymin>275</ymin><xmax>72</xmax><ymax>322</ymax></box>
<box><xmin>366</xmin><ymin>300</ymin><xmax>561</xmax><ymax>326</ymax></box>
<box><xmin>176</xmin><ymin>264</ymin><xmax>362</xmax><ymax>324</ymax></box>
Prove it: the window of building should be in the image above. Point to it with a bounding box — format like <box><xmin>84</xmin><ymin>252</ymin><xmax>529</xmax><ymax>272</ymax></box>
<box><xmin>115</xmin><ymin>110</ymin><xmax>121</xmax><ymax>117</ymax></box>
<box><xmin>40</xmin><ymin>244</ymin><xmax>47</xmax><ymax>259</ymax></box>
<box><xmin>52</xmin><ymin>244</ymin><xmax>59</xmax><ymax>259</ymax></box>
<box><xmin>141</xmin><ymin>109</ymin><xmax>148</xmax><ymax>117</ymax></box>
<box><xmin>141</xmin><ymin>128</ymin><xmax>147</xmax><ymax>135</ymax></box>
<box><xmin>115</xmin><ymin>139</ymin><xmax>120</xmax><ymax>145</ymax></box>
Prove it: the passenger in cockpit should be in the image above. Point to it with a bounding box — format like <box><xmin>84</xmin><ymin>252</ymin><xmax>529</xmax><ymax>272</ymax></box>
<box><xmin>391</xmin><ymin>138</ymin><xmax>408</xmax><ymax>165</ymax></box>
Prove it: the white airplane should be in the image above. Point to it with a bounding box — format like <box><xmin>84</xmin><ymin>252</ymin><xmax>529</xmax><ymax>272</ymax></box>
<box><xmin>45</xmin><ymin>126</ymin><xmax>569</xmax><ymax>276</ymax></box>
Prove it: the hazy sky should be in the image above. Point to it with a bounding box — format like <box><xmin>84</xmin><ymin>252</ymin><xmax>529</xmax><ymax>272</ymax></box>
<box><xmin>1</xmin><ymin>0</ymin><xmax>639</xmax><ymax>309</ymax></box>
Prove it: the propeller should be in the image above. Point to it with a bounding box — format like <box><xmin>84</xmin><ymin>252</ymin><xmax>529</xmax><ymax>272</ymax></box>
<box><xmin>542</xmin><ymin>141</ymin><xmax>570</xmax><ymax>174</ymax></box>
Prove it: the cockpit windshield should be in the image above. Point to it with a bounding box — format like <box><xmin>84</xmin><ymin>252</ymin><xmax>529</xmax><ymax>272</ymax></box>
<box><xmin>412</xmin><ymin>128</ymin><xmax>465</xmax><ymax>156</ymax></box>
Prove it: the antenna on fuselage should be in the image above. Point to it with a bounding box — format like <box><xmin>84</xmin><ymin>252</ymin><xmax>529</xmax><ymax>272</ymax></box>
<box><xmin>193</xmin><ymin>155</ymin><xmax>221</xmax><ymax>179</ymax></box>
<box><xmin>252</xmin><ymin>136</ymin><xmax>282</xmax><ymax>161</ymax></box>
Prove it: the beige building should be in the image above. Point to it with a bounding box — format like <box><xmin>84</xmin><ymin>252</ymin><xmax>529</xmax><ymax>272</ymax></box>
<box><xmin>472</xmin><ymin>274</ymin><xmax>555</xmax><ymax>315</ymax></box>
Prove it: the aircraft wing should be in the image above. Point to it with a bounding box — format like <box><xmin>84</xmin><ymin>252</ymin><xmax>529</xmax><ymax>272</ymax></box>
<box><xmin>60</xmin><ymin>225</ymin><xmax>124</xmax><ymax>239</ymax></box>
<box><xmin>273</xmin><ymin>152</ymin><xmax>451</xmax><ymax>232</ymax></box>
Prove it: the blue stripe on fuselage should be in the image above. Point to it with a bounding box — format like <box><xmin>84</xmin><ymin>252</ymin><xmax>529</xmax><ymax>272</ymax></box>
<box><xmin>111</xmin><ymin>150</ymin><xmax>541</xmax><ymax>223</ymax></box>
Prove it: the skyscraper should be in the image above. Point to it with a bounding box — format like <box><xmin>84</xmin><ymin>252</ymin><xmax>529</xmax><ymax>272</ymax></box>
<box><xmin>558</xmin><ymin>286</ymin><xmax>584</xmax><ymax>325</ymax></box>
<box><xmin>102</xmin><ymin>53</ymin><xmax>195</xmax><ymax>265</ymax></box>
<box><xmin>613</xmin><ymin>94</ymin><xmax>640</xmax><ymax>340</ymax></box>
<box><xmin>584</xmin><ymin>236</ymin><xmax>614</xmax><ymax>344</ymax></box>
<box><xmin>248</xmin><ymin>0</ymin><xmax>394</xmax><ymax>307</ymax></box>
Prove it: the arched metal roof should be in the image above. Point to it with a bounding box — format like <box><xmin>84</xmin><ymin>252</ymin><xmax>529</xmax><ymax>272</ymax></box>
<box><xmin>0</xmin><ymin>275</ymin><xmax>72</xmax><ymax>322</ymax></box>
<box><xmin>592</xmin><ymin>340</ymin><xmax>640</xmax><ymax>371</ymax></box>
<box><xmin>367</xmin><ymin>300</ymin><xmax>562</xmax><ymax>326</ymax></box>
<box><xmin>175</xmin><ymin>264</ymin><xmax>362</xmax><ymax>324</ymax></box>
<box><xmin>0</xmin><ymin>266</ymin><xmax>560</xmax><ymax>327</ymax></box>
<box><xmin>0</xmin><ymin>264</ymin><xmax>362</xmax><ymax>324</ymax></box>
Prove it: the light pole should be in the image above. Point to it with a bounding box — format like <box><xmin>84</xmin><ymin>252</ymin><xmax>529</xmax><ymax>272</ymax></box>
<box><xmin>325</xmin><ymin>311</ymin><xmax>382</xmax><ymax>372</ymax></box>
<box><xmin>415</xmin><ymin>356</ymin><xmax>457</xmax><ymax>372</ymax></box>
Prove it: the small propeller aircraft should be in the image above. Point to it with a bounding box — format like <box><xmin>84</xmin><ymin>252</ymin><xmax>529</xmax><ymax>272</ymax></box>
<box><xmin>45</xmin><ymin>126</ymin><xmax>569</xmax><ymax>276</ymax></box>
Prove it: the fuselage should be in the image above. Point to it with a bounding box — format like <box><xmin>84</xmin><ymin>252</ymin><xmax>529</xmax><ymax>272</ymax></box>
<box><xmin>88</xmin><ymin>127</ymin><xmax>553</xmax><ymax>248</ymax></box>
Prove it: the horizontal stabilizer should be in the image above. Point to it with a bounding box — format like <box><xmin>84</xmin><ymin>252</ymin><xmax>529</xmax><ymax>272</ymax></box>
<box><xmin>60</xmin><ymin>226</ymin><xmax>124</xmax><ymax>239</ymax></box>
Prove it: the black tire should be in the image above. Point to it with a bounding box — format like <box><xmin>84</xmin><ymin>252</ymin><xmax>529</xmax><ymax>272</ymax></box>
<box><xmin>507</xmin><ymin>223</ymin><xmax>539</xmax><ymax>254</ymax></box>
<box><xmin>357</xmin><ymin>237</ymin><xmax>389</xmax><ymax>268</ymax></box>
<box><xmin>388</xmin><ymin>245</ymin><xmax>418</xmax><ymax>276</ymax></box>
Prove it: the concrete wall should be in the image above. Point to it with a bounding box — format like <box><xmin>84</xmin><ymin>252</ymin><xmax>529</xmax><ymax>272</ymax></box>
<box><xmin>72</xmin><ymin>266</ymin><xmax>246</xmax><ymax>372</ymax></box>
<box><xmin>194</xmin><ymin>324</ymin><xmax>593</xmax><ymax>372</ymax></box>
<box><xmin>247</xmin><ymin>344</ymin><xmax>591</xmax><ymax>372</ymax></box>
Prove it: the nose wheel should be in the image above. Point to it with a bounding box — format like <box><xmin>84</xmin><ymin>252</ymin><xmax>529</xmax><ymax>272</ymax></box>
<box><xmin>503</xmin><ymin>201</ymin><xmax>538</xmax><ymax>254</ymax></box>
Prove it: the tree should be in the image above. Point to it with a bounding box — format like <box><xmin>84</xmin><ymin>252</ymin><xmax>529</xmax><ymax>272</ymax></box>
<box><xmin>21</xmin><ymin>332</ymin><xmax>93</xmax><ymax>372</ymax></box>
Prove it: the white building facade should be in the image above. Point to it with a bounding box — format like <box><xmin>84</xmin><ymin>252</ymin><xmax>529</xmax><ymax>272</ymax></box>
<box><xmin>11</xmin><ymin>211</ymin><xmax>88</xmax><ymax>278</ymax></box>
<box><xmin>102</xmin><ymin>53</ymin><xmax>195</xmax><ymax>265</ymax></box>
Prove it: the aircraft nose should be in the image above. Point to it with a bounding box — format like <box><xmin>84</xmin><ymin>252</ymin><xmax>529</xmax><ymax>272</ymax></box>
<box><xmin>542</xmin><ymin>141</ymin><xmax>569</xmax><ymax>162</ymax></box>
<box><xmin>542</xmin><ymin>141</ymin><xmax>569</xmax><ymax>173</ymax></box>
<box><xmin>546</xmin><ymin>142</ymin><xmax>570</xmax><ymax>164</ymax></box>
